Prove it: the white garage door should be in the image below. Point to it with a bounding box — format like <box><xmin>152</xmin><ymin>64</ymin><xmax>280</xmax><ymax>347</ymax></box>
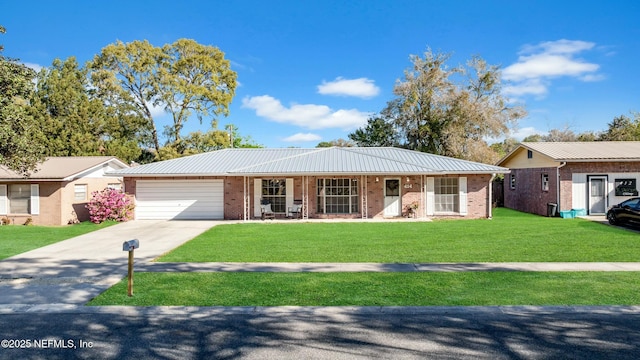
<box><xmin>136</xmin><ymin>180</ymin><xmax>224</xmax><ymax>220</ymax></box>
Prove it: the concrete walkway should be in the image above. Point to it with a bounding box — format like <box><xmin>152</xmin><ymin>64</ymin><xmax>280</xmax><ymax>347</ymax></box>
<box><xmin>0</xmin><ymin>220</ymin><xmax>218</xmax><ymax>304</ymax></box>
<box><xmin>139</xmin><ymin>261</ymin><xmax>640</xmax><ymax>272</ymax></box>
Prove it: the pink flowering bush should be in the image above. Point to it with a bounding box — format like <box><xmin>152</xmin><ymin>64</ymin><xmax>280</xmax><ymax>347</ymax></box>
<box><xmin>86</xmin><ymin>188</ymin><xmax>134</xmax><ymax>223</ymax></box>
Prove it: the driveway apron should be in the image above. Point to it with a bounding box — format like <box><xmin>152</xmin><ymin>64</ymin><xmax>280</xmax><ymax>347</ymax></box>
<box><xmin>0</xmin><ymin>220</ymin><xmax>217</xmax><ymax>305</ymax></box>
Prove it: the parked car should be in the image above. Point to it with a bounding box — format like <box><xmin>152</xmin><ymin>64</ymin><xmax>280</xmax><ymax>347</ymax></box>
<box><xmin>607</xmin><ymin>197</ymin><xmax>640</xmax><ymax>225</ymax></box>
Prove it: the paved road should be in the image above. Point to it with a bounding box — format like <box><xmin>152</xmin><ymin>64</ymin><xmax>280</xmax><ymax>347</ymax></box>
<box><xmin>1</xmin><ymin>306</ymin><xmax>640</xmax><ymax>359</ymax></box>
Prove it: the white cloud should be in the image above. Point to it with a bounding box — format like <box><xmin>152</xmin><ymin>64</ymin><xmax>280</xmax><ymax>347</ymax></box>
<box><xmin>241</xmin><ymin>95</ymin><xmax>370</xmax><ymax>130</ymax></box>
<box><xmin>23</xmin><ymin>62</ymin><xmax>43</xmax><ymax>72</ymax></box>
<box><xmin>503</xmin><ymin>79</ymin><xmax>548</xmax><ymax>98</ymax></box>
<box><xmin>503</xmin><ymin>39</ymin><xmax>603</xmax><ymax>98</ymax></box>
<box><xmin>510</xmin><ymin>126</ymin><xmax>541</xmax><ymax>140</ymax></box>
<box><xmin>317</xmin><ymin>77</ymin><xmax>380</xmax><ymax>98</ymax></box>
<box><xmin>283</xmin><ymin>133</ymin><xmax>322</xmax><ymax>142</ymax></box>
<box><xmin>148</xmin><ymin>102</ymin><xmax>166</xmax><ymax>118</ymax></box>
<box><xmin>579</xmin><ymin>74</ymin><xmax>606</xmax><ymax>82</ymax></box>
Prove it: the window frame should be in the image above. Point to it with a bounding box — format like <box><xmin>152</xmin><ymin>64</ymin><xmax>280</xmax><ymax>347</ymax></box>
<box><xmin>261</xmin><ymin>179</ymin><xmax>287</xmax><ymax>213</ymax></box>
<box><xmin>541</xmin><ymin>174</ymin><xmax>549</xmax><ymax>192</ymax></box>
<box><xmin>74</xmin><ymin>184</ymin><xmax>88</xmax><ymax>202</ymax></box>
<box><xmin>8</xmin><ymin>184</ymin><xmax>31</xmax><ymax>214</ymax></box>
<box><xmin>316</xmin><ymin>178</ymin><xmax>359</xmax><ymax>214</ymax></box>
<box><xmin>107</xmin><ymin>183</ymin><xmax>122</xmax><ymax>190</ymax></box>
<box><xmin>434</xmin><ymin>177</ymin><xmax>459</xmax><ymax>214</ymax></box>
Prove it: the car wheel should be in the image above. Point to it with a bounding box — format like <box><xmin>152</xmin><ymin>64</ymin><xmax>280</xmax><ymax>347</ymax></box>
<box><xmin>607</xmin><ymin>212</ymin><xmax>618</xmax><ymax>225</ymax></box>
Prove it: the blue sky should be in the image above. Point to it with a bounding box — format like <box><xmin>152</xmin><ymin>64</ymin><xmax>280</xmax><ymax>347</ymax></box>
<box><xmin>2</xmin><ymin>0</ymin><xmax>639</xmax><ymax>148</ymax></box>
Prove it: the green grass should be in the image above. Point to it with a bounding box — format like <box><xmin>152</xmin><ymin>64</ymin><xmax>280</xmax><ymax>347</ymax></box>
<box><xmin>159</xmin><ymin>208</ymin><xmax>640</xmax><ymax>263</ymax></box>
<box><xmin>88</xmin><ymin>271</ymin><xmax>640</xmax><ymax>306</ymax></box>
<box><xmin>0</xmin><ymin>221</ymin><xmax>116</xmax><ymax>260</ymax></box>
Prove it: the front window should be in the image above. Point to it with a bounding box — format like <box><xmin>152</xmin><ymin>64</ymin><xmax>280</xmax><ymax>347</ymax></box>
<box><xmin>435</xmin><ymin>178</ymin><xmax>459</xmax><ymax>213</ymax></box>
<box><xmin>74</xmin><ymin>184</ymin><xmax>88</xmax><ymax>201</ymax></box>
<box><xmin>317</xmin><ymin>178</ymin><xmax>359</xmax><ymax>214</ymax></box>
<box><xmin>261</xmin><ymin>179</ymin><xmax>286</xmax><ymax>213</ymax></box>
<box><xmin>9</xmin><ymin>184</ymin><xmax>30</xmax><ymax>214</ymax></box>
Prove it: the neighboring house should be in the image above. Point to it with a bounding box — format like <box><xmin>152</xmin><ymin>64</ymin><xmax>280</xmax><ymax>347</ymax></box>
<box><xmin>497</xmin><ymin>142</ymin><xmax>640</xmax><ymax>216</ymax></box>
<box><xmin>107</xmin><ymin>147</ymin><xmax>509</xmax><ymax>221</ymax></box>
<box><xmin>0</xmin><ymin>157</ymin><xmax>129</xmax><ymax>225</ymax></box>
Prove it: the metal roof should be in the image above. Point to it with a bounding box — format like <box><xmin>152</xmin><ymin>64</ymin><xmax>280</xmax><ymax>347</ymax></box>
<box><xmin>110</xmin><ymin>147</ymin><xmax>508</xmax><ymax>176</ymax></box>
<box><xmin>0</xmin><ymin>156</ymin><xmax>128</xmax><ymax>180</ymax></box>
<box><xmin>499</xmin><ymin>142</ymin><xmax>640</xmax><ymax>164</ymax></box>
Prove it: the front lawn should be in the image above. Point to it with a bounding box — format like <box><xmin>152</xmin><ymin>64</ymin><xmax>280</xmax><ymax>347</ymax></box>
<box><xmin>0</xmin><ymin>221</ymin><xmax>116</xmax><ymax>260</ymax></box>
<box><xmin>89</xmin><ymin>271</ymin><xmax>640</xmax><ymax>306</ymax></box>
<box><xmin>160</xmin><ymin>208</ymin><xmax>640</xmax><ymax>263</ymax></box>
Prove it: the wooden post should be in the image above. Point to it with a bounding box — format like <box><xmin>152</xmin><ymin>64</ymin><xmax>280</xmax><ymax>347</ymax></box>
<box><xmin>127</xmin><ymin>250</ymin><xmax>134</xmax><ymax>297</ymax></box>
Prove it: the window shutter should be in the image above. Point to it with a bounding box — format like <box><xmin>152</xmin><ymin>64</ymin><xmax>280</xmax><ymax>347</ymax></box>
<box><xmin>30</xmin><ymin>184</ymin><xmax>40</xmax><ymax>215</ymax></box>
<box><xmin>0</xmin><ymin>185</ymin><xmax>6</xmax><ymax>215</ymax></box>
<box><xmin>426</xmin><ymin>177</ymin><xmax>434</xmax><ymax>216</ymax></box>
<box><xmin>253</xmin><ymin>179</ymin><xmax>262</xmax><ymax>218</ymax></box>
<box><xmin>459</xmin><ymin>177</ymin><xmax>467</xmax><ymax>216</ymax></box>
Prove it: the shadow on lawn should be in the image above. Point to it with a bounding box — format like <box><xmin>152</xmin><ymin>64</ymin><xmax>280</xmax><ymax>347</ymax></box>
<box><xmin>1</xmin><ymin>307</ymin><xmax>639</xmax><ymax>359</ymax></box>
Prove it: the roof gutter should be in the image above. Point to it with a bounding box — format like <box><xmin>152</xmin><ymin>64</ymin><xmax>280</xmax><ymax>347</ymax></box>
<box><xmin>556</xmin><ymin>162</ymin><xmax>567</xmax><ymax>211</ymax></box>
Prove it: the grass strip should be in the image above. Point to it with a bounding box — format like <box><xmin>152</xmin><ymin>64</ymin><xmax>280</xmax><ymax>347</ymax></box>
<box><xmin>159</xmin><ymin>208</ymin><xmax>640</xmax><ymax>263</ymax></box>
<box><xmin>0</xmin><ymin>221</ymin><xmax>116</xmax><ymax>260</ymax></box>
<box><xmin>88</xmin><ymin>272</ymin><xmax>640</xmax><ymax>306</ymax></box>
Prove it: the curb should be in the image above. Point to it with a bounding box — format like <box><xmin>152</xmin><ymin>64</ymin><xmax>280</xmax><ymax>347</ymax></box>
<box><xmin>2</xmin><ymin>304</ymin><xmax>640</xmax><ymax>315</ymax></box>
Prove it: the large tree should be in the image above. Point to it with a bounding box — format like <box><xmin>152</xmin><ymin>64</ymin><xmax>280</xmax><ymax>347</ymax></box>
<box><xmin>0</xmin><ymin>25</ymin><xmax>45</xmax><ymax>174</ymax></box>
<box><xmin>600</xmin><ymin>114</ymin><xmax>640</xmax><ymax>141</ymax></box>
<box><xmin>349</xmin><ymin>116</ymin><xmax>400</xmax><ymax>147</ymax></box>
<box><xmin>30</xmin><ymin>57</ymin><xmax>145</xmax><ymax>163</ymax></box>
<box><xmin>89</xmin><ymin>39</ymin><xmax>237</xmax><ymax>157</ymax></box>
<box><xmin>352</xmin><ymin>49</ymin><xmax>525</xmax><ymax>163</ymax></box>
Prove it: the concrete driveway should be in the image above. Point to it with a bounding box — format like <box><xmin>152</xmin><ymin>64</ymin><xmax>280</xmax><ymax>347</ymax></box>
<box><xmin>0</xmin><ymin>220</ymin><xmax>217</xmax><ymax>305</ymax></box>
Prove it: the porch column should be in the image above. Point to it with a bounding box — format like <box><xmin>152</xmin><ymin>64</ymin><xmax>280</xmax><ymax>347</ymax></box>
<box><xmin>243</xmin><ymin>176</ymin><xmax>250</xmax><ymax>221</ymax></box>
<box><xmin>301</xmin><ymin>175</ymin><xmax>309</xmax><ymax>219</ymax></box>
<box><xmin>361</xmin><ymin>175</ymin><xmax>368</xmax><ymax>219</ymax></box>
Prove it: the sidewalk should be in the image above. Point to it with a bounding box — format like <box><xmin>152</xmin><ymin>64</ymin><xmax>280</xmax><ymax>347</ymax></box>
<box><xmin>139</xmin><ymin>261</ymin><xmax>640</xmax><ymax>273</ymax></box>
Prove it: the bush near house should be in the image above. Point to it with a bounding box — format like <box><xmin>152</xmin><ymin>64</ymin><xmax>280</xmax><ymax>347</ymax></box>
<box><xmin>86</xmin><ymin>188</ymin><xmax>134</xmax><ymax>224</ymax></box>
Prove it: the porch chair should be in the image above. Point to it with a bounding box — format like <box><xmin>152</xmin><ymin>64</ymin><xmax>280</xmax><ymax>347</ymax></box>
<box><xmin>260</xmin><ymin>203</ymin><xmax>276</xmax><ymax>220</ymax></box>
<box><xmin>287</xmin><ymin>203</ymin><xmax>303</xmax><ymax>219</ymax></box>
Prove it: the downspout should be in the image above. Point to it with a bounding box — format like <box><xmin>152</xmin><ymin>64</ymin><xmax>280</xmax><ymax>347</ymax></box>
<box><xmin>488</xmin><ymin>173</ymin><xmax>496</xmax><ymax>219</ymax></box>
<box><xmin>556</xmin><ymin>162</ymin><xmax>567</xmax><ymax>212</ymax></box>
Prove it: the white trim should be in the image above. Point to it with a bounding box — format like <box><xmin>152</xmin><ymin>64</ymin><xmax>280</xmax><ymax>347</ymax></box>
<box><xmin>253</xmin><ymin>178</ymin><xmax>262</xmax><ymax>218</ymax></box>
<box><xmin>426</xmin><ymin>177</ymin><xmax>435</xmax><ymax>216</ymax></box>
<box><xmin>64</xmin><ymin>158</ymin><xmax>129</xmax><ymax>181</ymax></box>
<box><xmin>135</xmin><ymin>180</ymin><xmax>223</xmax><ymax>219</ymax></box>
<box><xmin>286</xmin><ymin>178</ymin><xmax>294</xmax><ymax>213</ymax></box>
<box><xmin>459</xmin><ymin>177</ymin><xmax>467</xmax><ymax>216</ymax></box>
<box><xmin>0</xmin><ymin>185</ymin><xmax>6</xmax><ymax>215</ymax></box>
<box><xmin>383</xmin><ymin>178</ymin><xmax>402</xmax><ymax>217</ymax></box>
<box><xmin>30</xmin><ymin>184</ymin><xmax>40</xmax><ymax>215</ymax></box>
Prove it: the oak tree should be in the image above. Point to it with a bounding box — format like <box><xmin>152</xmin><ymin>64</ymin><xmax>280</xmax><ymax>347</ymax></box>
<box><xmin>0</xmin><ymin>25</ymin><xmax>45</xmax><ymax>174</ymax></box>
<box><xmin>89</xmin><ymin>39</ymin><xmax>237</xmax><ymax>157</ymax></box>
<box><xmin>351</xmin><ymin>49</ymin><xmax>525</xmax><ymax>163</ymax></box>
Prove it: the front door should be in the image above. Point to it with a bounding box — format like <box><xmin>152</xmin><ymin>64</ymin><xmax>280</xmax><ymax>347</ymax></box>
<box><xmin>384</xmin><ymin>179</ymin><xmax>401</xmax><ymax>217</ymax></box>
<box><xmin>588</xmin><ymin>176</ymin><xmax>607</xmax><ymax>215</ymax></box>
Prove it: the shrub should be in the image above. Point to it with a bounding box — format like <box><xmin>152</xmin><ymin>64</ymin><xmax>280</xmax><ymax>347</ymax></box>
<box><xmin>86</xmin><ymin>188</ymin><xmax>134</xmax><ymax>224</ymax></box>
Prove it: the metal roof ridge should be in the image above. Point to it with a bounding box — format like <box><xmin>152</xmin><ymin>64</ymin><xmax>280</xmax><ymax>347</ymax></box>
<box><xmin>339</xmin><ymin>147</ymin><xmax>444</xmax><ymax>172</ymax></box>
<box><xmin>227</xmin><ymin>147</ymin><xmax>325</xmax><ymax>173</ymax></box>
